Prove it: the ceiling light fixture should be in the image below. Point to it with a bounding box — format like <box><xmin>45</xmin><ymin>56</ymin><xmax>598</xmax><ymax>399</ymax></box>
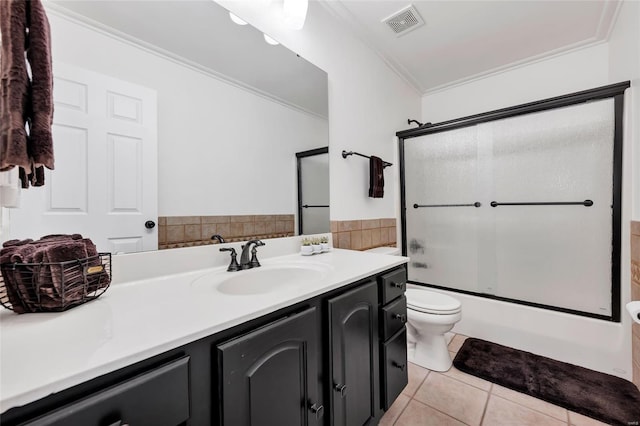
<box><xmin>229</xmin><ymin>12</ymin><xmax>248</xmax><ymax>26</ymax></box>
<box><xmin>282</xmin><ymin>0</ymin><xmax>308</xmax><ymax>30</ymax></box>
<box><xmin>263</xmin><ymin>34</ymin><xmax>280</xmax><ymax>45</ymax></box>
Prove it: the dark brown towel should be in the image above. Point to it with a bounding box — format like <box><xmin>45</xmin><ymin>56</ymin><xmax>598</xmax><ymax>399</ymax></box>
<box><xmin>368</xmin><ymin>155</ymin><xmax>384</xmax><ymax>198</ymax></box>
<box><xmin>0</xmin><ymin>0</ymin><xmax>54</xmax><ymax>188</ymax></box>
<box><xmin>0</xmin><ymin>234</ymin><xmax>109</xmax><ymax>312</ymax></box>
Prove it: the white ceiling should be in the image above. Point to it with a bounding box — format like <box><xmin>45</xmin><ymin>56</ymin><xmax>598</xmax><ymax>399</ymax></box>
<box><xmin>323</xmin><ymin>0</ymin><xmax>621</xmax><ymax>94</ymax></box>
<box><xmin>48</xmin><ymin>0</ymin><xmax>329</xmax><ymax>118</ymax></box>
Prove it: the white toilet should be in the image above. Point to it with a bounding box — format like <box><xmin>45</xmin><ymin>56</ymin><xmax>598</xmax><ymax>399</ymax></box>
<box><xmin>405</xmin><ymin>289</ymin><xmax>461</xmax><ymax>371</ymax></box>
<box><xmin>365</xmin><ymin>246</ymin><xmax>462</xmax><ymax>372</ymax></box>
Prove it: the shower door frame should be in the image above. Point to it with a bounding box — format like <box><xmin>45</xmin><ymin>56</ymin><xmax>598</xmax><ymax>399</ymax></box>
<box><xmin>296</xmin><ymin>147</ymin><xmax>329</xmax><ymax>235</ymax></box>
<box><xmin>397</xmin><ymin>81</ymin><xmax>630</xmax><ymax>322</ymax></box>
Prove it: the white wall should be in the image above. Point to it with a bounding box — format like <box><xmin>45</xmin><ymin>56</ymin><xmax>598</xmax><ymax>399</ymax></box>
<box><xmin>418</xmin><ymin>8</ymin><xmax>640</xmax><ymax>379</ymax></box>
<box><xmin>46</xmin><ymin>11</ymin><xmax>328</xmax><ymax>217</ymax></box>
<box><xmin>217</xmin><ymin>1</ymin><xmax>421</xmax><ymax>221</ymax></box>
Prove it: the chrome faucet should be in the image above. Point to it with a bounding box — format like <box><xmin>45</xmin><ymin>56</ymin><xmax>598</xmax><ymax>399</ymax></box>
<box><xmin>240</xmin><ymin>240</ymin><xmax>265</xmax><ymax>270</ymax></box>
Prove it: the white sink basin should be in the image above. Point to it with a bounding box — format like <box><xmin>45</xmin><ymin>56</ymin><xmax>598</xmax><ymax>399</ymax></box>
<box><xmin>192</xmin><ymin>262</ymin><xmax>332</xmax><ymax>295</ymax></box>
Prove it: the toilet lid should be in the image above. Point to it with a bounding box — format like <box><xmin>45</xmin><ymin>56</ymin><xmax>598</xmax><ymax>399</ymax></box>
<box><xmin>406</xmin><ymin>288</ymin><xmax>461</xmax><ymax>314</ymax></box>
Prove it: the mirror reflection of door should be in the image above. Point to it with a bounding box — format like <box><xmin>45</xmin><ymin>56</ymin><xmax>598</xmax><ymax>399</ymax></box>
<box><xmin>296</xmin><ymin>148</ymin><xmax>329</xmax><ymax>235</ymax></box>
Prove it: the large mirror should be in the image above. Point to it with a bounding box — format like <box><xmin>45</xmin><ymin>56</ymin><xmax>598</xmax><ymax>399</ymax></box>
<box><xmin>3</xmin><ymin>0</ymin><xmax>329</xmax><ymax>253</ymax></box>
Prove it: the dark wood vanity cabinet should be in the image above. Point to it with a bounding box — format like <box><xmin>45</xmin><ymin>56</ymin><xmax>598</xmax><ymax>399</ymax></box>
<box><xmin>328</xmin><ymin>281</ymin><xmax>379</xmax><ymax>426</ymax></box>
<box><xmin>216</xmin><ymin>308</ymin><xmax>321</xmax><ymax>426</ymax></box>
<box><xmin>1</xmin><ymin>266</ymin><xmax>408</xmax><ymax>426</ymax></box>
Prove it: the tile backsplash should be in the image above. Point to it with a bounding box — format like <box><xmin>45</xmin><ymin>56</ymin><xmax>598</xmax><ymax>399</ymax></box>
<box><xmin>632</xmin><ymin>221</ymin><xmax>640</xmax><ymax>390</ymax></box>
<box><xmin>331</xmin><ymin>218</ymin><xmax>397</xmax><ymax>251</ymax></box>
<box><xmin>158</xmin><ymin>215</ymin><xmax>295</xmax><ymax>250</ymax></box>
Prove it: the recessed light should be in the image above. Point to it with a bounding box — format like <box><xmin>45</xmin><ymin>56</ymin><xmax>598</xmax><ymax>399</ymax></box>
<box><xmin>229</xmin><ymin>12</ymin><xmax>248</xmax><ymax>26</ymax></box>
<box><xmin>263</xmin><ymin>34</ymin><xmax>279</xmax><ymax>45</ymax></box>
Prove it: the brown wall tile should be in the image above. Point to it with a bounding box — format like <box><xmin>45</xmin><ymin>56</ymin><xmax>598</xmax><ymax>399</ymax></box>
<box><xmin>202</xmin><ymin>223</ymin><xmax>217</xmax><ymax>239</ymax></box>
<box><xmin>202</xmin><ymin>216</ymin><xmax>230</xmax><ymax>224</ymax></box>
<box><xmin>381</xmin><ymin>218</ymin><xmax>396</xmax><ymax>228</ymax></box>
<box><xmin>633</xmin><ymin>334</ymin><xmax>640</xmax><ymax>371</ymax></box>
<box><xmin>158</xmin><ymin>226</ymin><xmax>167</xmax><ymax>245</ymax></box>
<box><xmin>331</xmin><ymin>221</ymin><xmax>338</xmax><ymax>233</ymax></box>
<box><xmin>276</xmin><ymin>221</ymin><xmax>287</xmax><ymax>233</ymax></box>
<box><xmin>361</xmin><ymin>229</ymin><xmax>372</xmax><ymax>249</ymax></box>
<box><xmin>632</xmin><ymin>221</ymin><xmax>640</xmax><ymax>236</ymax></box>
<box><xmin>332</xmin><ymin>233</ymin><xmax>339</xmax><ymax>246</ymax></box>
<box><xmin>230</xmin><ymin>223</ymin><xmax>243</xmax><ymax>237</ymax></box>
<box><xmin>230</xmin><ymin>215</ymin><xmax>255</xmax><ymax>223</ymax></box>
<box><xmin>166</xmin><ymin>216</ymin><xmax>201</xmax><ymax>225</ymax></box>
<box><xmin>350</xmin><ymin>230</ymin><xmax>363</xmax><ymax>250</ymax></box>
<box><xmin>632</xmin><ymin>234</ymin><xmax>640</xmax><ymax>263</ymax></box>
<box><xmin>185</xmin><ymin>224</ymin><xmax>201</xmax><ymax>242</ymax></box>
<box><xmin>338</xmin><ymin>232</ymin><xmax>351</xmax><ymax>249</ymax></box>
<box><xmin>255</xmin><ymin>221</ymin><xmax>266</xmax><ymax>235</ymax></box>
<box><xmin>338</xmin><ymin>220</ymin><xmax>362</xmax><ymax>232</ymax></box>
<box><xmin>216</xmin><ymin>223</ymin><xmax>230</xmax><ymax>237</ymax></box>
<box><xmin>276</xmin><ymin>214</ymin><xmax>294</xmax><ymax>221</ymax></box>
<box><xmin>371</xmin><ymin>228</ymin><xmax>382</xmax><ymax>248</ymax></box>
<box><xmin>264</xmin><ymin>221</ymin><xmax>276</xmax><ymax>234</ymax></box>
<box><xmin>632</xmin><ymin>261</ymin><xmax>640</xmax><ymax>285</ymax></box>
<box><xmin>388</xmin><ymin>226</ymin><xmax>397</xmax><ymax>244</ymax></box>
<box><xmin>380</xmin><ymin>227</ymin><xmax>389</xmax><ymax>245</ymax></box>
<box><xmin>158</xmin><ymin>217</ymin><xmax>167</xmax><ymax>226</ymax></box>
<box><xmin>241</xmin><ymin>222</ymin><xmax>254</xmax><ymax>236</ymax></box>
<box><xmin>255</xmin><ymin>215</ymin><xmax>276</xmax><ymax>222</ymax></box>
<box><xmin>362</xmin><ymin>219</ymin><xmax>381</xmax><ymax>230</ymax></box>
<box><xmin>166</xmin><ymin>225</ymin><xmax>185</xmax><ymax>243</ymax></box>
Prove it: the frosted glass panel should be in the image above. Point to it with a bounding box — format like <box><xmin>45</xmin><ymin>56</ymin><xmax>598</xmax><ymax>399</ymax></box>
<box><xmin>404</xmin><ymin>126</ymin><xmax>479</xmax><ymax>292</ymax></box>
<box><xmin>403</xmin><ymin>98</ymin><xmax>615</xmax><ymax>317</ymax></box>
<box><xmin>489</xmin><ymin>99</ymin><xmax>614</xmax><ymax>315</ymax></box>
<box><xmin>299</xmin><ymin>153</ymin><xmax>329</xmax><ymax>234</ymax></box>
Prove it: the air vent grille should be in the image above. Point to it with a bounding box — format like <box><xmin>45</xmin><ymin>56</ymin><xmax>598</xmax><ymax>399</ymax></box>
<box><xmin>382</xmin><ymin>5</ymin><xmax>424</xmax><ymax>36</ymax></box>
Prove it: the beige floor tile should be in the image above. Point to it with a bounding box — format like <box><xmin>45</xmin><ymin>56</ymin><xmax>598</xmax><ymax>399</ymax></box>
<box><xmin>568</xmin><ymin>411</ymin><xmax>610</xmax><ymax>426</ymax></box>
<box><xmin>448</xmin><ymin>334</ymin><xmax>468</xmax><ymax>352</ymax></box>
<box><xmin>491</xmin><ymin>385</ymin><xmax>567</xmax><ymax>421</ymax></box>
<box><xmin>414</xmin><ymin>371</ymin><xmax>488</xmax><ymax>426</ymax></box>
<box><xmin>483</xmin><ymin>395</ymin><xmax>567</xmax><ymax>426</ymax></box>
<box><xmin>402</xmin><ymin>362</ymin><xmax>430</xmax><ymax>397</ymax></box>
<box><xmin>441</xmin><ymin>368</ymin><xmax>492</xmax><ymax>391</ymax></box>
<box><xmin>395</xmin><ymin>400</ymin><xmax>466</xmax><ymax>426</ymax></box>
<box><xmin>380</xmin><ymin>394</ymin><xmax>411</xmax><ymax>426</ymax></box>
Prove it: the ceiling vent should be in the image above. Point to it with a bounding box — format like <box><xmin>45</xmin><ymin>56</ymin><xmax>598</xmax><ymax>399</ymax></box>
<box><xmin>382</xmin><ymin>5</ymin><xmax>424</xmax><ymax>37</ymax></box>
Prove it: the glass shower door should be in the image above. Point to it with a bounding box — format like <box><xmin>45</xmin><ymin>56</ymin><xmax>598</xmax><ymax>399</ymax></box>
<box><xmin>402</xmin><ymin>98</ymin><xmax>615</xmax><ymax>317</ymax></box>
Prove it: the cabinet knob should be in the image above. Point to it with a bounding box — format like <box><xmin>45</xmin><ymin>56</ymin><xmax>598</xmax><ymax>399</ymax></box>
<box><xmin>393</xmin><ymin>313</ymin><xmax>407</xmax><ymax>323</ymax></box>
<box><xmin>392</xmin><ymin>361</ymin><xmax>406</xmax><ymax>371</ymax></box>
<box><xmin>391</xmin><ymin>281</ymin><xmax>405</xmax><ymax>290</ymax></box>
<box><xmin>334</xmin><ymin>383</ymin><xmax>347</xmax><ymax>397</ymax></box>
<box><xmin>310</xmin><ymin>403</ymin><xmax>324</xmax><ymax>419</ymax></box>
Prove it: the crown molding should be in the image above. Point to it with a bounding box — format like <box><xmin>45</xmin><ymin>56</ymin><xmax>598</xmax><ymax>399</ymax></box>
<box><xmin>44</xmin><ymin>3</ymin><xmax>329</xmax><ymax>121</ymax></box>
<box><xmin>319</xmin><ymin>0</ymin><xmax>623</xmax><ymax>98</ymax></box>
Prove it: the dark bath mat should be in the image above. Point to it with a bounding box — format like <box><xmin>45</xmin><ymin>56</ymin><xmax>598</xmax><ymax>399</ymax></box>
<box><xmin>453</xmin><ymin>338</ymin><xmax>640</xmax><ymax>426</ymax></box>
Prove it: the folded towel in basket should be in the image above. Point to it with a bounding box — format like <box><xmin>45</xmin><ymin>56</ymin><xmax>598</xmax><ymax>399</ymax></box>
<box><xmin>0</xmin><ymin>234</ymin><xmax>109</xmax><ymax>312</ymax></box>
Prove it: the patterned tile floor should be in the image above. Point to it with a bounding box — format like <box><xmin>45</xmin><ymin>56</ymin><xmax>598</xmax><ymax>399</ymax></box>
<box><xmin>379</xmin><ymin>334</ymin><xmax>610</xmax><ymax>426</ymax></box>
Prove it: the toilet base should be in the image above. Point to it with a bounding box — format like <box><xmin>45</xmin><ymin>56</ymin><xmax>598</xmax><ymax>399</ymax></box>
<box><xmin>408</xmin><ymin>333</ymin><xmax>453</xmax><ymax>372</ymax></box>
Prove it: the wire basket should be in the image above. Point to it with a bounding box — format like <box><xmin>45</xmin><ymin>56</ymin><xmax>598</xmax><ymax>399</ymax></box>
<box><xmin>0</xmin><ymin>253</ymin><xmax>111</xmax><ymax>314</ymax></box>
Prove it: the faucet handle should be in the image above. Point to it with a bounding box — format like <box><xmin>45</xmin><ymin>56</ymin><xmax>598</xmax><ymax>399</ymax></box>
<box><xmin>249</xmin><ymin>246</ymin><xmax>261</xmax><ymax>268</ymax></box>
<box><xmin>219</xmin><ymin>247</ymin><xmax>241</xmax><ymax>272</ymax></box>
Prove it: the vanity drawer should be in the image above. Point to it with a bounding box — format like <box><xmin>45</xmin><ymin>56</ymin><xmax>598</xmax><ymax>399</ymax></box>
<box><xmin>23</xmin><ymin>357</ymin><xmax>190</xmax><ymax>426</ymax></box>
<box><xmin>379</xmin><ymin>268</ymin><xmax>407</xmax><ymax>304</ymax></box>
<box><xmin>381</xmin><ymin>328</ymin><xmax>408</xmax><ymax>410</ymax></box>
<box><xmin>381</xmin><ymin>296</ymin><xmax>407</xmax><ymax>340</ymax></box>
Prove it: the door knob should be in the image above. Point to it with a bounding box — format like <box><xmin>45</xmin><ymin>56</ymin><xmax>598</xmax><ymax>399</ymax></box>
<box><xmin>145</xmin><ymin>220</ymin><xmax>156</xmax><ymax>229</ymax></box>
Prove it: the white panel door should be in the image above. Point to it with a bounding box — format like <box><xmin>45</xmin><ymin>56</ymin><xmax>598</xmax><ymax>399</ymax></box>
<box><xmin>7</xmin><ymin>62</ymin><xmax>158</xmax><ymax>253</ymax></box>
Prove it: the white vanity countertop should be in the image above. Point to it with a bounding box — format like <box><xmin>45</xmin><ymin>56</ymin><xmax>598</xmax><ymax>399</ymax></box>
<box><xmin>0</xmin><ymin>248</ymin><xmax>407</xmax><ymax>413</ymax></box>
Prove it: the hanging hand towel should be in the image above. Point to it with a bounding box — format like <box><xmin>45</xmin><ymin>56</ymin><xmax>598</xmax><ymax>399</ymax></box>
<box><xmin>368</xmin><ymin>156</ymin><xmax>384</xmax><ymax>198</ymax></box>
<box><xmin>0</xmin><ymin>0</ymin><xmax>54</xmax><ymax>188</ymax></box>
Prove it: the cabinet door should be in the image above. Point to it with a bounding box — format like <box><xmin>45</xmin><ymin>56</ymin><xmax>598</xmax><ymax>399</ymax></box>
<box><xmin>217</xmin><ymin>308</ymin><xmax>321</xmax><ymax>426</ymax></box>
<box><xmin>328</xmin><ymin>281</ymin><xmax>379</xmax><ymax>426</ymax></box>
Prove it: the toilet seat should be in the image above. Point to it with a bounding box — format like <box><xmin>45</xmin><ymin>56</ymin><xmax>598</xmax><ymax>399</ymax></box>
<box><xmin>406</xmin><ymin>289</ymin><xmax>462</xmax><ymax>315</ymax></box>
